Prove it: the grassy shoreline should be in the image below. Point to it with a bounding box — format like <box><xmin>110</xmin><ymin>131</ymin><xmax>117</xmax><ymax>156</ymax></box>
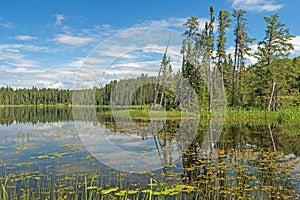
<box><xmin>0</xmin><ymin>104</ymin><xmax>299</xmax><ymax>122</ymax></box>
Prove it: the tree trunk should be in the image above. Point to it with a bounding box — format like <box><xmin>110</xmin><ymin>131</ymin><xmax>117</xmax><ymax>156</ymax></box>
<box><xmin>268</xmin><ymin>82</ymin><xmax>276</xmax><ymax>111</ymax></box>
<box><xmin>160</xmin><ymin>92</ymin><xmax>164</xmax><ymax>107</ymax></box>
<box><xmin>268</xmin><ymin>124</ymin><xmax>277</xmax><ymax>152</ymax></box>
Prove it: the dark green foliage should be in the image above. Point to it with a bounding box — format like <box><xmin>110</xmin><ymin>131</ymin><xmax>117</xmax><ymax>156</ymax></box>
<box><xmin>0</xmin><ymin>86</ymin><xmax>72</xmax><ymax>106</ymax></box>
<box><xmin>252</xmin><ymin>14</ymin><xmax>295</xmax><ymax>110</ymax></box>
<box><xmin>216</xmin><ymin>10</ymin><xmax>231</xmax><ymax>85</ymax></box>
<box><xmin>231</xmin><ymin>9</ymin><xmax>255</xmax><ymax>108</ymax></box>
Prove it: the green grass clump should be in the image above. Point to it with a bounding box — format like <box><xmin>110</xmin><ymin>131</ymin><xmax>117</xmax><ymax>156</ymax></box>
<box><xmin>277</xmin><ymin>108</ymin><xmax>300</xmax><ymax>124</ymax></box>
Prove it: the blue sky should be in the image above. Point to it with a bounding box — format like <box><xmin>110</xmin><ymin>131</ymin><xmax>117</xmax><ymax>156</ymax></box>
<box><xmin>0</xmin><ymin>0</ymin><xmax>299</xmax><ymax>89</ymax></box>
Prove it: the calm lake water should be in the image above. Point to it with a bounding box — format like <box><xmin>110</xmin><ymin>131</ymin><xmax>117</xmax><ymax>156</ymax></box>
<box><xmin>0</xmin><ymin>106</ymin><xmax>299</xmax><ymax>199</ymax></box>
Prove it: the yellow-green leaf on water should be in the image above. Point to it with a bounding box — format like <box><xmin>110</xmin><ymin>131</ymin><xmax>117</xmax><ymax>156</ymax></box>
<box><xmin>169</xmin><ymin>192</ymin><xmax>179</xmax><ymax>196</ymax></box>
<box><xmin>86</xmin><ymin>186</ymin><xmax>98</xmax><ymax>190</ymax></box>
<box><xmin>115</xmin><ymin>190</ymin><xmax>127</xmax><ymax>196</ymax></box>
<box><xmin>101</xmin><ymin>187</ymin><xmax>119</xmax><ymax>194</ymax></box>
<box><xmin>16</xmin><ymin>162</ymin><xmax>35</xmax><ymax>167</ymax></box>
<box><xmin>173</xmin><ymin>184</ymin><xmax>191</xmax><ymax>190</ymax></box>
<box><xmin>127</xmin><ymin>189</ymin><xmax>139</xmax><ymax>195</ymax></box>
<box><xmin>38</xmin><ymin>154</ymin><xmax>49</xmax><ymax>159</ymax></box>
<box><xmin>0</xmin><ymin>146</ymin><xmax>7</xmax><ymax>149</ymax></box>
<box><xmin>153</xmin><ymin>191</ymin><xmax>162</xmax><ymax>195</ymax></box>
<box><xmin>15</xmin><ymin>146</ymin><xmax>28</xmax><ymax>150</ymax></box>
<box><xmin>142</xmin><ymin>189</ymin><xmax>152</xmax><ymax>193</ymax></box>
<box><xmin>51</xmin><ymin>152</ymin><xmax>63</xmax><ymax>158</ymax></box>
<box><xmin>160</xmin><ymin>190</ymin><xmax>171</xmax><ymax>195</ymax></box>
<box><xmin>31</xmin><ymin>154</ymin><xmax>49</xmax><ymax>159</ymax></box>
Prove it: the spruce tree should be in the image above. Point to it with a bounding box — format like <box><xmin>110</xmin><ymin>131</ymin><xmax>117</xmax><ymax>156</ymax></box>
<box><xmin>254</xmin><ymin>14</ymin><xmax>294</xmax><ymax>110</ymax></box>
<box><xmin>216</xmin><ymin>10</ymin><xmax>231</xmax><ymax>86</ymax></box>
<box><xmin>231</xmin><ymin>9</ymin><xmax>254</xmax><ymax>107</ymax></box>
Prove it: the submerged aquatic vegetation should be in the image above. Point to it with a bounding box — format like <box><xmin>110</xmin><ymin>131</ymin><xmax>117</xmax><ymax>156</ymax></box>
<box><xmin>0</xmin><ymin>147</ymin><xmax>298</xmax><ymax>200</ymax></box>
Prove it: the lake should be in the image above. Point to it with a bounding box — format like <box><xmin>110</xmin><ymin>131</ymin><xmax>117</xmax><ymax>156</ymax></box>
<box><xmin>0</xmin><ymin>106</ymin><xmax>299</xmax><ymax>199</ymax></box>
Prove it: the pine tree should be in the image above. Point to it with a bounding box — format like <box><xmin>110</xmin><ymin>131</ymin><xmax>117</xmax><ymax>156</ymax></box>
<box><xmin>254</xmin><ymin>14</ymin><xmax>294</xmax><ymax>110</ymax></box>
<box><xmin>256</xmin><ymin>14</ymin><xmax>294</xmax><ymax>66</ymax></box>
<box><xmin>231</xmin><ymin>9</ymin><xmax>254</xmax><ymax>107</ymax></box>
<box><xmin>216</xmin><ymin>10</ymin><xmax>231</xmax><ymax>87</ymax></box>
<box><xmin>182</xmin><ymin>16</ymin><xmax>201</xmax><ymax>88</ymax></box>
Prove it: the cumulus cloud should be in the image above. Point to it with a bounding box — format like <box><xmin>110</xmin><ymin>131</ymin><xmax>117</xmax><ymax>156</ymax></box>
<box><xmin>134</xmin><ymin>17</ymin><xmax>208</xmax><ymax>30</ymax></box>
<box><xmin>0</xmin><ymin>64</ymin><xmax>79</xmax><ymax>89</ymax></box>
<box><xmin>0</xmin><ymin>17</ymin><xmax>13</xmax><ymax>28</ymax></box>
<box><xmin>291</xmin><ymin>36</ymin><xmax>300</xmax><ymax>55</ymax></box>
<box><xmin>54</xmin><ymin>14</ymin><xmax>65</xmax><ymax>26</ymax></box>
<box><xmin>54</xmin><ymin>34</ymin><xmax>94</xmax><ymax>46</ymax></box>
<box><xmin>0</xmin><ymin>44</ymin><xmax>83</xmax><ymax>89</ymax></box>
<box><xmin>230</xmin><ymin>0</ymin><xmax>284</xmax><ymax>12</ymax></box>
<box><xmin>226</xmin><ymin>44</ymin><xmax>258</xmax><ymax>65</ymax></box>
<box><xmin>0</xmin><ymin>48</ymin><xmax>40</xmax><ymax>69</ymax></box>
<box><xmin>0</xmin><ymin>44</ymin><xmax>49</xmax><ymax>53</ymax></box>
<box><xmin>0</xmin><ymin>22</ymin><xmax>13</xmax><ymax>28</ymax></box>
<box><xmin>0</xmin><ymin>16</ymin><xmax>225</xmax><ymax>89</ymax></box>
<box><xmin>225</xmin><ymin>36</ymin><xmax>300</xmax><ymax>64</ymax></box>
<box><xmin>15</xmin><ymin>35</ymin><xmax>37</xmax><ymax>41</ymax></box>
<box><xmin>37</xmin><ymin>81</ymin><xmax>64</xmax><ymax>88</ymax></box>
<box><xmin>136</xmin><ymin>17</ymin><xmax>187</xmax><ymax>28</ymax></box>
<box><xmin>3</xmin><ymin>48</ymin><xmax>20</xmax><ymax>53</ymax></box>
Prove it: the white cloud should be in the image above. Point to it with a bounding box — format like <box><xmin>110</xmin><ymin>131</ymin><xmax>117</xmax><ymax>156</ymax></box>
<box><xmin>225</xmin><ymin>36</ymin><xmax>300</xmax><ymax>64</ymax></box>
<box><xmin>0</xmin><ymin>16</ymin><xmax>216</xmax><ymax>89</ymax></box>
<box><xmin>4</xmin><ymin>48</ymin><xmax>20</xmax><ymax>53</ymax></box>
<box><xmin>56</xmin><ymin>58</ymin><xmax>84</xmax><ymax>71</ymax></box>
<box><xmin>0</xmin><ymin>17</ymin><xmax>13</xmax><ymax>28</ymax></box>
<box><xmin>0</xmin><ymin>22</ymin><xmax>13</xmax><ymax>28</ymax></box>
<box><xmin>0</xmin><ymin>44</ymin><xmax>82</xmax><ymax>89</ymax></box>
<box><xmin>37</xmin><ymin>80</ymin><xmax>64</xmax><ymax>88</ymax></box>
<box><xmin>291</xmin><ymin>36</ymin><xmax>300</xmax><ymax>55</ymax></box>
<box><xmin>54</xmin><ymin>34</ymin><xmax>94</xmax><ymax>46</ymax></box>
<box><xmin>15</xmin><ymin>35</ymin><xmax>37</xmax><ymax>41</ymax></box>
<box><xmin>0</xmin><ymin>63</ymin><xmax>79</xmax><ymax>89</ymax></box>
<box><xmin>136</xmin><ymin>17</ymin><xmax>187</xmax><ymax>28</ymax></box>
<box><xmin>0</xmin><ymin>44</ymin><xmax>49</xmax><ymax>53</ymax></box>
<box><xmin>72</xmin><ymin>27</ymin><xmax>184</xmax><ymax>88</ymax></box>
<box><xmin>134</xmin><ymin>17</ymin><xmax>208</xmax><ymax>30</ymax></box>
<box><xmin>226</xmin><ymin>44</ymin><xmax>258</xmax><ymax>65</ymax></box>
<box><xmin>53</xmin><ymin>17</ymin><xmax>189</xmax><ymax>48</ymax></box>
<box><xmin>230</xmin><ymin>0</ymin><xmax>284</xmax><ymax>12</ymax></box>
<box><xmin>54</xmin><ymin>14</ymin><xmax>65</xmax><ymax>26</ymax></box>
<box><xmin>9</xmin><ymin>67</ymin><xmax>28</xmax><ymax>73</ymax></box>
<box><xmin>92</xmin><ymin>44</ymin><xmax>138</xmax><ymax>58</ymax></box>
<box><xmin>106</xmin><ymin>60</ymin><xmax>161</xmax><ymax>75</ymax></box>
<box><xmin>0</xmin><ymin>48</ymin><xmax>40</xmax><ymax>69</ymax></box>
<box><xmin>5</xmin><ymin>59</ymin><xmax>39</xmax><ymax>69</ymax></box>
<box><xmin>99</xmin><ymin>24</ymin><xmax>111</xmax><ymax>29</ymax></box>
